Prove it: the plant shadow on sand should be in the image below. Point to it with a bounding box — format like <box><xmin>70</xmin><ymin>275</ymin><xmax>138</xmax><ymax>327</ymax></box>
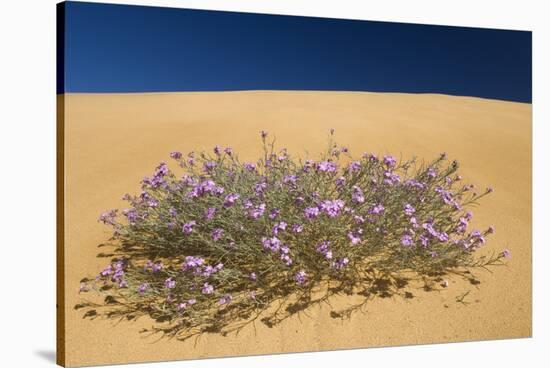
<box><xmin>75</xmin><ymin>132</ymin><xmax>508</xmax><ymax>343</ymax></box>
<box><xmin>76</xmin><ymin>247</ymin><xmax>491</xmax><ymax>343</ymax></box>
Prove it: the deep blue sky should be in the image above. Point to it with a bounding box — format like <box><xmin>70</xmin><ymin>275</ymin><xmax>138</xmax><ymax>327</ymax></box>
<box><xmin>59</xmin><ymin>1</ymin><xmax>532</xmax><ymax>102</ymax></box>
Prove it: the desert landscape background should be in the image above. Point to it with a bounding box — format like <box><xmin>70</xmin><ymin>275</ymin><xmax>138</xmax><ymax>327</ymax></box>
<box><xmin>61</xmin><ymin>91</ymin><xmax>531</xmax><ymax>367</ymax></box>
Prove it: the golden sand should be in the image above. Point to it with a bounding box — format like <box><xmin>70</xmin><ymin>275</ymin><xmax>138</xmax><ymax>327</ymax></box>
<box><xmin>60</xmin><ymin>91</ymin><xmax>531</xmax><ymax>366</ymax></box>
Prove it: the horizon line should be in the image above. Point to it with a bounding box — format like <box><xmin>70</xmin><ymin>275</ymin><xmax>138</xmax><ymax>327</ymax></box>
<box><xmin>58</xmin><ymin>89</ymin><xmax>532</xmax><ymax>104</ymax></box>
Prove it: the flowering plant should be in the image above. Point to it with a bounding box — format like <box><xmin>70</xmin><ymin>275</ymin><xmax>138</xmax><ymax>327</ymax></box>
<box><xmin>77</xmin><ymin>130</ymin><xmax>509</xmax><ymax>340</ymax></box>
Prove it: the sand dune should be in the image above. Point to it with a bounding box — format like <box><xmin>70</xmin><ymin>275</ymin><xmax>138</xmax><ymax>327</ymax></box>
<box><xmin>60</xmin><ymin>91</ymin><xmax>531</xmax><ymax>366</ymax></box>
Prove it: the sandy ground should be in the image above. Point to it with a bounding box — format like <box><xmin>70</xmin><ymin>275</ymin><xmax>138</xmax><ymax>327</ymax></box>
<box><xmin>60</xmin><ymin>91</ymin><xmax>531</xmax><ymax>367</ymax></box>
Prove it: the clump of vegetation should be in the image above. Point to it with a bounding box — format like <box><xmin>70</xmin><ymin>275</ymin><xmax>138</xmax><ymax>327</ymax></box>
<box><xmin>77</xmin><ymin>130</ymin><xmax>509</xmax><ymax>341</ymax></box>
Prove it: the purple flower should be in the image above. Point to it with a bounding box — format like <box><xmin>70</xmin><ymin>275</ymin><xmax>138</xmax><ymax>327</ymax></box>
<box><xmin>261</xmin><ymin>130</ymin><xmax>268</xmax><ymax>139</ymax></box>
<box><xmin>268</xmin><ymin>208</ymin><xmax>280</xmax><ymax>219</ymax></box>
<box><xmin>292</xmin><ymin>224</ymin><xmax>304</xmax><ymax>233</ymax></box>
<box><xmin>436</xmin><ymin>187</ymin><xmax>456</xmax><ymax>206</ymax></box>
<box><xmin>348</xmin><ymin>232</ymin><xmax>362</xmax><ymax>245</ymax></box>
<box><xmin>456</xmin><ymin>217</ymin><xmax>469</xmax><ymax>233</ymax></box>
<box><xmin>200</xmin><ymin>264</ymin><xmax>222</xmax><ymax>278</ymax></box>
<box><xmin>437</xmin><ymin>232</ymin><xmax>449</xmax><ymax>242</ymax></box>
<box><xmin>170</xmin><ymin>151</ymin><xmax>182</xmax><ymax>159</ymax></box>
<box><xmin>224</xmin><ymin>147</ymin><xmax>233</xmax><ymax>156</ymax></box>
<box><xmin>316</xmin><ymin>240</ymin><xmax>330</xmax><ymax>253</ymax></box>
<box><xmin>320</xmin><ymin>199</ymin><xmax>345</xmax><ymax>217</ymax></box>
<box><xmin>348</xmin><ymin>161</ymin><xmax>361</xmax><ymax>172</ymax></box>
<box><xmin>316</xmin><ymin>241</ymin><xmax>333</xmax><ymax>259</ymax></box>
<box><xmin>272</xmin><ymin>221</ymin><xmax>287</xmax><ymax>235</ymax></box>
<box><xmin>223</xmin><ymin>193</ymin><xmax>240</xmax><ymax>207</ymax></box>
<box><xmin>427</xmin><ymin>167</ymin><xmax>437</xmax><ymax>178</ymax></box>
<box><xmin>383</xmin><ymin>171</ymin><xmax>401</xmax><ymax>186</ymax></box>
<box><xmin>145</xmin><ymin>260</ymin><xmax>163</xmax><ymax>273</ymax></box>
<box><xmin>188</xmin><ymin>298</ymin><xmax>196</xmax><ymax>305</ymax></box>
<box><xmin>470</xmin><ymin>230</ymin><xmax>486</xmax><ymax>244</ymax></box>
<box><xmin>405</xmin><ymin>179</ymin><xmax>426</xmax><ymax>189</ymax></box>
<box><xmin>351</xmin><ymin>186</ymin><xmax>365</xmax><ymax>204</ymax></box>
<box><xmin>249</xmin><ymin>203</ymin><xmax>266</xmax><ymax>219</ymax></box>
<box><xmin>283</xmin><ymin>175</ymin><xmax>298</xmax><ymax>185</ymax></box>
<box><xmin>205</xmin><ymin>207</ymin><xmax>216</xmax><ymax>220</ymax></box>
<box><xmin>280</xmin><ymin>249</ymin><xmax>293</xmax><ymax>266</ymax></box>
<box><xmin>182</xmin><ymin>256</ymin><xmax>205</xmax><ymax>270</ymax></box>
<box><xmin>123</xmin><ymin>208</ymin><xmax>139</xmax><ymax>224</ymax></box>
<box><xmin>181</xmin><ymin>175</ymin><xmax>197</xmax><ymax>187</ymax></box>
<box><xmin>262</xmin><ymin>236</ymin><xmax>281</xmax><ymax>252</ymax></box>
<box><xmin>201</xmin><ymin>282</ymin><xmax>214</xmax><ymax>295</ymax></box>
<box><xmin>422</xmin><ymin>222</ymin><xmax>439</xmax><ymax>238</ymax></box>
<box><xmin>142</xmin><ymin>162</ymin><xmax>170</xmax><ymax>189</ymax></box>
<box><xmin>152</xmin><ymin>262</ymin><xmax>163</xmax><ymax>273</ymax></box>
<box><xmin>419</xmin><ymin>235</ymin><xmax>429</xmax><ymax>247</ymax></box>
<box><xmin>331</xmin><ymin>257</ymin><xmax>349</xmax><ymax>270</ymax></box>
<box><xmin>364</xmin><ymin>153</ymin><xmax>378</xmax><ymax>162</ymax></box>
<box><xmin>112</xmin><ymin>264</ymin><xmax>124</xmax><ymax>282</ymax></box>
<box><xmin>100</xmin><ymin>264</ymin><xmax>113</xmax><ymax>277</ymax></box>
<box><xmin>383</xmin><ymin>155</ymin><xmax>397</xmax><ymax>167</ymax></box>
<box><xmin>304</xmin><ymin>206</ymin><xmax>320</xmax><ymax>219</ymax></box>
<box><xmin>244</xmin><ymin>162</ymin><xmax>256</xmax><ymax>172</ymax></box>
<box><xmin>203</xmin><ymin>161</ymin><xmax>217</xmax><ymax>172</ymax></box>
<box><xmin>253</xmin><ymin>181</ymin><xmax>267</xmax><ymax>196</ymax></box>
<box><xmin>354</xmin><ymin>215</ymin><xmax>365</xmax><ymax>224</ymax></box>
<box><xmin>502</xmin><ymin>249</ymin><xmax>511</xmax><ymax>258</ymax></box>
<box><xmin>401</xmin><ymin>234</ymin><xmax>414</xmax><ymax>247</ymax></box>
<box><xmin>250</xmin><ymin>272</ymin><xmax>257</xmax><ymax>281</ymax></box>
<box><xmin>99</xmin><ymin>209</ymin><xmax>117</xmax><ymax>225</ymax></box>
<box><xmin>213</xmin><ymin>145</ymin><xmax>221</xmax><ymax>155</ymax></box>
<box><xmin>182</xmin><ymin>220</ymin><xmax>196</xmax><ymax>235</ymax></box>
<box><xmin>164</xmin><ymin>277</ymin><xmax>176</xmax><ymax>289</ymax></box>
<box><xmin>187</xmin><ymin>179</ymin><xmax>224</xmax><ymax>198</ymax></box>
<box><xmin>336</xmin><ymin>176</ymin><xmax>346</xmax><ymax>187</ymax></box>
<box><xmin>138</xmin><ymin>283</ymin><xmax>149</xmax><ymax>294</ymax></box>
<box><xmin>404</xmin><ymin>204</ymin><xmax>416</xmax><ymax>216</ymax></box>
<box><xmin>369</xmin><ymin>204</ymin><xmax>385</xmax><ymax>215</ymax></box>
<box><xmin>316</xmin><ymin>161</ymin><xmax>338</xmax><ymax>173</ymax></box>
<box><xmin>212</xmin><ymin>228</ymin><xmax>224</xmax><ymax>241</ymax></box>
<box><xmin>219</xmin><ymin>294</ymin><xmax>233</xmax><ymax>305</ymax></box>
<box><xmin>294</xmin><ymin>270</ymin><xmax>308</xmax><ymax>285</ymax></box>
